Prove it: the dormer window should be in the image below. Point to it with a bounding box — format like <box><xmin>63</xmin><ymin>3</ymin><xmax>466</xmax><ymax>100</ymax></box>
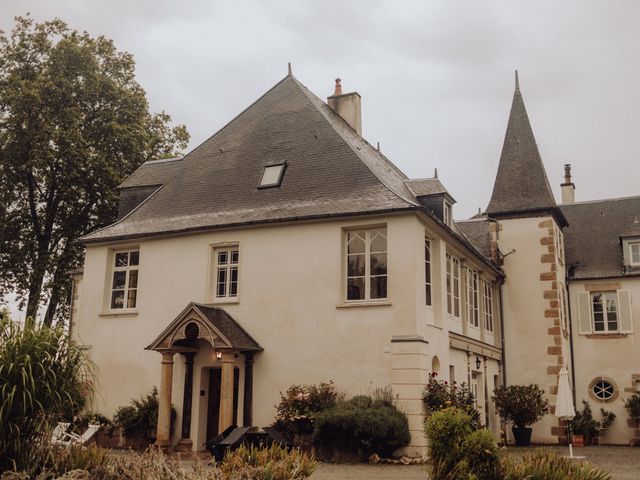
<box><xmin>258</xmin><ymin>163</ymin><xmax>286</xmax><ymax>188</ymax></box>
<box><xmin>630</xmin><ymin>242</ymin><xmax>640</xmax><ymax>266</ymax></box>
<box><xmin>444</xmin><ymin>201</ymin><xmax>453</xmax><ymax>227</ymax></box>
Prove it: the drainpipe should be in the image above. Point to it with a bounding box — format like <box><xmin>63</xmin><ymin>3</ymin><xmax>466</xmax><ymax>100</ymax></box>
<box><xmin>565</xmin><ymin>279</ymin><xmax>577</xmax><ymax>406</ymax></box>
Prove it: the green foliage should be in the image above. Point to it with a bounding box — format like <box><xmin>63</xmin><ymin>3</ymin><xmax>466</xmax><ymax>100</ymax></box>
<box><xmin>72</xmin><ymin>412</ymin><xmax>111</xmax><ymax>434</ymax></box>
<box><xmin>624</xmin><ymin>393</ymin><xmax>640</xmax><ymax>422</ymax></box>
<box><xmin>502</xmin><ymin>450</ymin><xmax>611</xmax><ymax>480</ymax></box>
<box><xmin>313</xmin><ymin>395</ymin><xmax>410</xmax><ymax>458</ymax></box>
<box><xmin>569</xmin><ymin>401</ymin><xmax>616</xmax><ymax>441</ymax></box>
<box><xmin>274</xmin><ymin>381</ymin><xmax>339</xmax><ymax>435</ymax></box>
<box><xmin>0</xmin><ymin>316</ymin><xmax>93</xmax><ymax>471</ymax></box>
<box><xmin>2</xmin><ymin>444</ymin><xmax>316</xmax><ymax>479</ymax></box>
<box><xmin>423</xmin><ymin>372</ymin><xmax>482</xmax><ymax>429</ymax></box>
<box><xmin>424</xmin><ymin>407</ymin><xmax>475</xmax><ymax>480</ymax></box>
<box><xmin>113</xmin><ymin>387</ymin><xmax>173</xmax><ymax>438</ymax></box>
<box><xmin>219</xmin><ymin>444</ymin><xmax>316</xmax><ymax>480</ymax></box>
<box><xmin>493</xmin><ymin>384</ymin><xmax>549</xmax><ymax>428</ymax></box>
<box><xmin>0</xmin><ymin>15</ymin><xmax>189</xmax><ymax>324</ymax></box>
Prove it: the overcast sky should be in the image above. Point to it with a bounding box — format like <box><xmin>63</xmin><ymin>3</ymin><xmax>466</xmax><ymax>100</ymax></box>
<box><xmin>3</xmin><ymin>1</ymin><xmax>640</xmax><ymax>316</ymax></box>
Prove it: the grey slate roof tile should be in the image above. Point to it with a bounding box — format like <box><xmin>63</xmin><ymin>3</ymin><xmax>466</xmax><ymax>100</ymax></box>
<box><xmin>486</xmin><ymin>74</ymin><xmax>558</xmax><ymax>215</ymax></box>
<box><xmin>80</xmin><ymin>75</ymin><xmax>417</xmax><ymax>243</ymax></box>
<box><xmin>561</xmin><ymin>196</ymin><xmax>640</xmax><ymax>279</ymax></box>
<box><xmin>457</xmin><ymin>217</ymin><xmax>492</xmax><ymax>260</ymax></box>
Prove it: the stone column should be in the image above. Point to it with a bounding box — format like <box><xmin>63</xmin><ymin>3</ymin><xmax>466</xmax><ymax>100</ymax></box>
<box><xmin>155</xmin><ymin>350</ymin><xmax>175</xmax><ymax>451</ymax></box>
<box><xmin>243</xmin><ymin>353</ymin><xmax>254</xmax><ymax>426</ymax></box>
<box><xmin>218</xmin><ymin>351</ymin><xmax>235</xmax><ymax>433</ymax></box>
<box><xmin>176</xmin><ymin>352</ymin><xmax>195</xmax><ymax>452</ymax></box>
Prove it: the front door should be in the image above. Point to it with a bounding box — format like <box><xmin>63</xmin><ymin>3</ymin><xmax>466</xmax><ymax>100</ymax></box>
<box><xmin>205</xmin><ymin>367</ymin><xmax>239</xmax><ymax>440</ymax></box>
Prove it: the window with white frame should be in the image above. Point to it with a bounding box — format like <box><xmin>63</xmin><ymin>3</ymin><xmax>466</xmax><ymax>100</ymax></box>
<box><xmin>214</xmin><ymin>247</ymin><xmax>239</xmax><ymax>299</ymax></box>
<box><xmin>591</xmin><ymin>291</ymin><xmax>618</xmax><ymax>332</ymax></box>
<box><xmin>110</xmin><ymin>250</ymin><xmax>139</xmax><ymax>310</ymax></box>
<box><xmin>630</xmin><ymin>242</ymin><xmax>640</xmax><ymax>266</ymax></box>
<box><xmin>482</xmin><ymin>280</ymin><xmax>494</xmax><ymax>333</ymax></box>
<box><xmin>556</xmin><ymin>226</ymin><xmax>565</xmax><ymax>264</ymax></box>
<box><xmin>346</xmin><ymin>228</ymin><xmax>387</xmax><ymax>301</ymax></box>
<box><xmin>444</xmin><ymin>202</ymin><xmax>453</xmax><ymax>227</ymax></box>
<box><xmin>559</xmin><ymin>285</ymin><xmax>569</xmax><ymax>333</ymax></box>
<box><xmin>425</xmin><ymin>238</ymin><xmax>432</xmax><ymax>306</ymax></box>
<box><xmin>467</xmin><ymin>269</ymin><xmax>480</xmax><ymax>328</ymax></box>
<box><xmin>446</xmin><ymin>253</ymin><xmax>460</xmax><ymax>317</ymax></box>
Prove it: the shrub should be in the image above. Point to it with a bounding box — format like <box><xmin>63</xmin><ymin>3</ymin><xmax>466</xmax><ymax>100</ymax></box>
<box><xmin>569</xmin><ymin>401</ymin><xmax>616</xmax><ymax>442</ymax></box>
<box><xmin>423</xmin><ymin>372</ymin><xmax>482</xmax><ymax>429</ymax></box>
<box><xmin>0</xmin><ymin>315</ymin><xmax>93</xmax><ymax>471</ymax></box>
<box><xmin>493</xmin><ymin>384</ymin><xmax>548</xmax><ymax>428</ymax></box>
<box><xmin>313</xmin><ymin>395</ymin><xmax>410</xmax><ymax>458</ymax></box>
<box><xmin>113</xmin><ymin>387</ymin><xmax>175</xmax><ymax>438</ymax></box>
<box><xmin>219</xmin><ymin>444</ymin><xmax>316</xmax><ymax>479</ymax></box>
<box><xmin>624</xmin><ymin>393</ymin><xmax>640</xmax><ymax>422</ymax></box>
<box><xmin>274</xmin><ymin>381</ymin><xmax>339</xmax><ymax>436</ymax></box>
<box><xmin>502</xmin><ymin>450</ymin><xmax>611</xmax><ymax>480</ymax></box>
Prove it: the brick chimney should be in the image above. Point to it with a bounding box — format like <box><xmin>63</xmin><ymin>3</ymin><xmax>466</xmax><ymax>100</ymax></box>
<box><xmin>327</xmin><ymin>78</ymin><xmax>362</xmax><ymax>136</ymax></box>
<box><xmin>561</xmin><ymin>164</ymin><xmax>575</xmax><ymax>204</ymax></box>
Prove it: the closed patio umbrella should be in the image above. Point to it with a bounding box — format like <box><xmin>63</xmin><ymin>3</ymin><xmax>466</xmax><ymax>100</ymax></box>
<box><xmin>555</xmin><ymin>366</ymin><xmax>577</xmax><ymax>458</ymax></box>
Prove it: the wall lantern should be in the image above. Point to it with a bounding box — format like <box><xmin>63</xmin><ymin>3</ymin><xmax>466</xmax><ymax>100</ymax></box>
<box><xmin>216</xmin><ymin>350</ymin><xmax>223</xmax><ymax>360</ymax></box>
<box><xmin>475</xmin><ymin>356</ymin><xmax>482</xmax><ymax>370</ymax></box>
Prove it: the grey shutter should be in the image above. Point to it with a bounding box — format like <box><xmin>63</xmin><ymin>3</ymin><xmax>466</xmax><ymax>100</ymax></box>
<box><xmin>577</xmin><ymin>292</ymin><xmax>592</xmax><ymax>335</ymax></box>
<box><xmin>618</xmin><ymin>290</ymin><xmax>633</xmax><ymax>333</ymax></box>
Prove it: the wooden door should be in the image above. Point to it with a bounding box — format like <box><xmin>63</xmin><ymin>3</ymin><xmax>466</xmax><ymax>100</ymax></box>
<box><xmin>205</xmin><ymin>368</ymin><xmax>240</xmax><ymax>441</ymax></box>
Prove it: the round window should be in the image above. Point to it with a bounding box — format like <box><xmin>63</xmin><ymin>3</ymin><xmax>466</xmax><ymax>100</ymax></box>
<box><xmin>591</xmin><ymin>379</ymin><xmax>616</xmax><ymax>401</ymax></box>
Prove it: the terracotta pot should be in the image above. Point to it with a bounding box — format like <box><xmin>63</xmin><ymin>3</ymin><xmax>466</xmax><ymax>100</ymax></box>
<box><xmin>572</xmin><ymin>434</ymin><xmax>584</xmax><ymax>447</ymax></box>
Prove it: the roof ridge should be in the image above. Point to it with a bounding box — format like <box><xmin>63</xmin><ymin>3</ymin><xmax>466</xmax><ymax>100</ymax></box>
<box><xmin>290</xmin><ymin>76</ymin><xmax>418</xmax><ymax>207</ymax></box>
<box><xmin>561</xmin><ymin>194</ymin><xmax>640</xmax><ymax>207</ymax></box>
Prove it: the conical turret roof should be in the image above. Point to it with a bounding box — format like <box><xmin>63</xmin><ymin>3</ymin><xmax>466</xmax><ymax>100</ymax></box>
<box><xmin>486</xmin><ymin>73</ymin><xmax>560</xmax><ymax>218</ymax></box>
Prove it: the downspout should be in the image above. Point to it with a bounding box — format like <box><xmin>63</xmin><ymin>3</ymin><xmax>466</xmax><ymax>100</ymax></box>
<box><xmin>565</xmin><ymin>277</ymin><xmax>577</xmax><ymax>406</ymax></box>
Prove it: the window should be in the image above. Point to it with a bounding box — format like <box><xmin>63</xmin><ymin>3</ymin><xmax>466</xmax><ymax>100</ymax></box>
<box><xmin>346</xmin><ymin>228</ymin><xmax>387</xmax><ymax>301</ymax></box>
<box><xmin>556</xmin><ymin>226</ymin><xmax>565</xmax><ymax>264</ymax></box>
<box><xmin>631</xmin><ymin>242</ymin><xmax>640</xmax><ymax>266</ymax></box>
<box><xmin>446</xmin><ymin>253</ymin><xmax>460</xmax><ymax>317</ymax></box>
<box><xmin>591</xmin><ymin>291</ymin><xmax>618</xmax><ymax>332</ymax></box>
<box><xmin>110</xmin><ymin>250</ymin><xmax>139</xmax><ymax>310</ymax></box>
<box><xmin>443</xmin><ymin>202</ymin><xmax>453</xmax><ymax>227</ymax></box>
<box><xmin>467</xmin><ymin>269</ymin><xmax>480</xmax><ymax>328</ymax></box>
<box><xmin>425</xmin><ymin>238</ymin><xmax>432</xmax><ymax>306</ymax></box>
<box><xmin>590</xmin><ymin>378</ymin><xmax>617</xmax><ymax>402</ymax></box>
<box><xmin>258</xmin><ymin>163</ymin><xmax>285</xmax><ymax>188</ymax></box>
<box><xmin>482</xmin><ymin>280</ymin><xmax>494</xmax><ymax>333</ymax></box>
<box><xmin>215</xmin><ymin>247</ymin><xmax>239</xmax><ymax>299</ymax></box>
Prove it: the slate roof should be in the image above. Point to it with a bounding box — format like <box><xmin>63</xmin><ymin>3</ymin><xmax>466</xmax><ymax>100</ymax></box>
<box><xmin>80</xmin><ymin>74</ymin><xmax>419</xmax><ymax>244</ymax></box>
<box><xmin>405</xmin><ymin>177</ymin><xmax>451</xmax><ymax>198</ymax></box>
<box><xmin>561</xmin><ymin>196</ymin><xmax>640</xmax><ymax>279</ymax></box>
<box><xmin>194</xmin><ymin>304</ymin><xmax>262</xmax><ymax>352</ymax></box>
<box><xmin>457</xmin><ymin>217</ymin><xmax>492</xmax><ymax>260</ymax></box>
<box><xmin>486</xmin><ymin>73</ymin><xmax>560</xmax><ymax>218</ymax></box>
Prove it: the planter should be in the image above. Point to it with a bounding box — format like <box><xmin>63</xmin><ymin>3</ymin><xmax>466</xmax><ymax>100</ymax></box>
<box><xmin>512</xmin><ymin>426</ymin><xmax>532</xmax><ymax>447</ymax></box>
<box><xmin>572</xmin><ymin>434</ymin><xmax>584</xmax><ymax>447</ymax></box>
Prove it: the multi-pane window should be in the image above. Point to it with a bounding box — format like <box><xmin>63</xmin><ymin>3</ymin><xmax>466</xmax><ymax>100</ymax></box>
<box><xmin>444</xmin><ymin>202</ymin><xmax>452</xmax><ymax>227</ymax></box>
<box><xmin>630</xmin><ymin>242</ymin><xmax>640</xmax><ymax>266</ymax></box>
<box><xmin>467</xmin><ymin>269</ymin><xmax>480</xmax><ymax>328</ymax></box>
<box><xmin>346</xmin><ymin>228</ymin><xmax>387</xmax><ymax>301</ymax></box>
<box><xmin>446</xmin><ymin>253</ymin><xmax>460</xmax><ymax>317</ymax></box>
<box><xmin>215</xmin><ymin>248</ymin><xmax>239</xmax><ymax>299</ymax></box>
<box><xmin>482</xmin><ymin>280</ymin><xmax>494</xmax><ymax>333</ymax></box>
<box><xmin>425</xmin><ymin>238</ymin><xmax>432</xmax><ymax>306</ymax></box>
<box><xmin>110</xmin><ymin>250</ymin><xmax>139</xmax><ymax>309</ymax></box>
<box><xmin>591</xmin><ymin>291</ymin><xmax>618</xmax><ymax>332</ymax></box>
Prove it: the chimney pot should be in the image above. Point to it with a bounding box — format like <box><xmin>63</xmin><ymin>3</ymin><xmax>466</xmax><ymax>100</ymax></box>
<box><xmin>561</xmin><ymin>164</ymin><xmax>575</xmax><ymax>204</ymax></box>
<box><xmin>334</xmin><ymin>78</ymin><xmax>342</xmax><ymax>96</ymax></box>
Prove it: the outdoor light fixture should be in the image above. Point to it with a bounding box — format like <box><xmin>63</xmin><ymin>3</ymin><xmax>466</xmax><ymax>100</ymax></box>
<box><xmin>216</xmin><ymin>351</ymin><xmax>223</xmax><ymax>360</ymax></box>
<box><xmin>475</xmin><ymin>356</ymin><xmax>482</xmax><ymax>370</ymax></box>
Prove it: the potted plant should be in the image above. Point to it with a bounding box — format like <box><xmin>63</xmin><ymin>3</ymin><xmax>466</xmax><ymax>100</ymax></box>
<box><xmin>593</xmin><ymin>408</ymin><xmax>616</xmax><ymax>445</ymax></box>
<box><xmin>569</xmin><ymin>401</ymin><xmax>598</xmax><ymax>446</ymax></box>
<box><xmin>493</xmin><ymin>384</ymin><xmax>549</xmax><ymax>446</ymax></box>
<box><xmin>624</xmin><ymin>393</ymin><xmax>640</xmax><ymax>446</ymax></box>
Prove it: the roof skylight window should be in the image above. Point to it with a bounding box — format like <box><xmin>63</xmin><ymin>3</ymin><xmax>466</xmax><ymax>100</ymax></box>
<box><xmin>258</xmin><ymin>163</ymin><xmax>286</xmax><ymax>188</ymax></box>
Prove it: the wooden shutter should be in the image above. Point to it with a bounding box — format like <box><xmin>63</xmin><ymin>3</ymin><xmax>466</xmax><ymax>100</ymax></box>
<box><xmin>618</xmin><ymin>290</ymin><xmax>633</xmax><ymax>334</ymax></box>
<box><xmin>577</xmin><ymin>292</ymin><xmax>592</xmax><ymax>334</ymax></box>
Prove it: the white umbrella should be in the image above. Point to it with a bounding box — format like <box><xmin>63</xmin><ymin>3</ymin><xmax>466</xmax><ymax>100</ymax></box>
<box><xmin>555</xmin><ymin>366</ymin><xmax>577</xmax><ymax>458</ymax></box>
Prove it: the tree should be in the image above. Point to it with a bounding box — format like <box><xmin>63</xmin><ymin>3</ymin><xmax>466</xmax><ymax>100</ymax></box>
<box><xmin>0</xmin><ymin>16</ymin><xmax>189</xmax><ymax>325</ymax></box>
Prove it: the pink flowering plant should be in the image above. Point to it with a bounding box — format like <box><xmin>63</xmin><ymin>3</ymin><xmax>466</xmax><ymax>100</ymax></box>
<box><xmin>422</xmin><ymin>372</ymin><xmax>482</xmax><ymax>429</ymax></box>
<box><xmin>274</xmin><ymin>381</ymin><xmax>340</xmax><ymax>435</ymax></box>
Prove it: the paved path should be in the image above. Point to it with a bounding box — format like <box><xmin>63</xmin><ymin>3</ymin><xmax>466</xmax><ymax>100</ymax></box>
<box><xmin>310</xmin><ymin>463</ymin><xmax>425</xmax><ymax>480</ymax></box>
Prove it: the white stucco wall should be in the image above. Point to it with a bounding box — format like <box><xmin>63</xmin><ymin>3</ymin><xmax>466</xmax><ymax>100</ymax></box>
<box><xmin>569</xmin><ymin>277</ymin><xmax>640</xmax><ymax>445</ymax></box>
